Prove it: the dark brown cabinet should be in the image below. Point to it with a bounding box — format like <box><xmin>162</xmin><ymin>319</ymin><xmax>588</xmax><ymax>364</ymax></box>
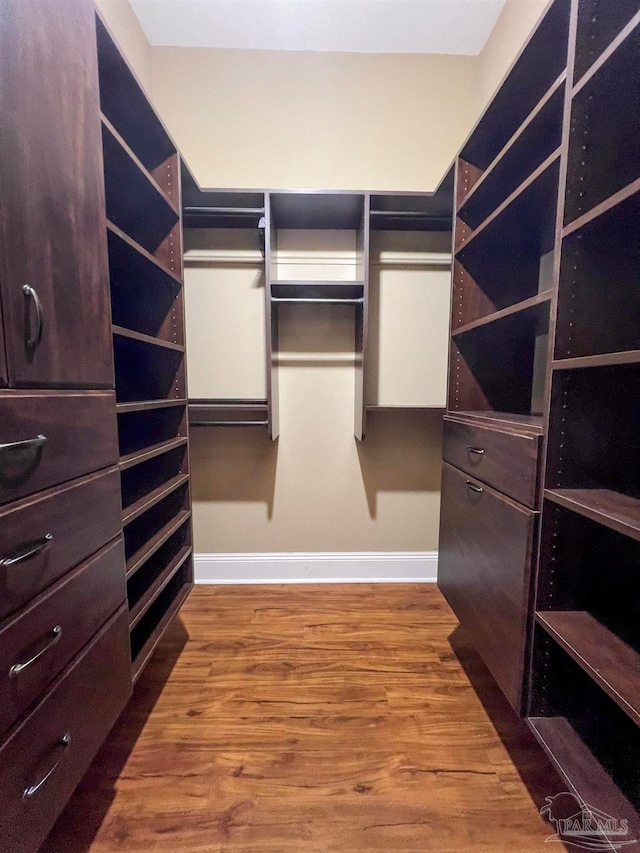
<box><xmin>0</xmin><ymin>0</ymin><xmax>113</xmax><ymax>389</ymax></box>
<box><xmin>438</xmin><ymin>462</ymin><xmax>536</xmax><ymax>711</ymax></box>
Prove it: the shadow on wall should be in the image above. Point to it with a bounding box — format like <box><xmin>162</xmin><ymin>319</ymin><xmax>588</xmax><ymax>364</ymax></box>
<box><xmin>357</xmin><ymin>408</ymin><xmax>444</xmax><ymax>518</ymax></box>
<box><xmin>189</xmin><ymin>424</ymin><xmax>279</xmax><ymax>519</ymax></box>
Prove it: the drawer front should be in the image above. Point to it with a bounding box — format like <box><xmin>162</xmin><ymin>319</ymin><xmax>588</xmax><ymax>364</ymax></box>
<box><xmin>0</xmin><ymin>606</ymin><xmax>131</xmax><ymax>853</ymax></box>
<box><xmin>0</xmin><ymin>391</ymin><xmax>118</xmax><ymax>505</ymax></box>
<box><xmin>438</xmin><ymin>461</ymin><xmax>537</xmax><ymax>712</ymax></box>
<box><xmin>0</xmin><ymin>468</ymin><xmax>122</xmax><ymax>621</ymax></box>
<box><xmin>0</xmin><ymin>537</ymin><xmax>126</xmax><ymax>735</ymax></box>
<box><xmin>443</xmin><ymin>417</ymin><xmax>541</xmax><ymax>507</ymax></box>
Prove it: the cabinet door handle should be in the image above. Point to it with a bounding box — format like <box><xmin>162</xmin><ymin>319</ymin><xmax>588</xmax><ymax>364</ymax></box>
<box><xmin>466</xmin><ymin>446</ymin><xmax>485</xmax><ymax>456</ymax></box>
<box><xmin>466</xmin><ymin>480</ymin><xmax>484</xmax><ymax>494</ymax></box>
<box><xmin>0</xmin><ymin>533</ymin><xmax>53</xmax><ymax>568</ymax></box>
<box><xmin>23</xmin><ymin>733</ymin><xmax>71</xmax><ymax>800</ymax></box>
<box><xmin>10</xmin><ymin>625</ymin><xmax>62</xmax><ymax>679</ymax></box>
<box><xmin>23</xmin><ymin>284</ymin><xmax>44</xmax><ymax>352</ymax></box>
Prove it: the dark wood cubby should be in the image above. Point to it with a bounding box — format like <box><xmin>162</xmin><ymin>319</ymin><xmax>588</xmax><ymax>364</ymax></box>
<box><xmin>565</xmin><ymin>20</ymin><xmax>640</xmax><ymax>225</ymax></box>
<box><xmin>97</xmin><ymin>11</ymin><xmax>193</xmax><ymax>681</ymax></box>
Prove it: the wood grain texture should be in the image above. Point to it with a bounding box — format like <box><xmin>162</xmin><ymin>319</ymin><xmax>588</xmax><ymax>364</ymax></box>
<box><xmin>438</xmin><ymin>462</ymin><xmax>537</xmax><ymax>713</ymax></box>
<box><xmin>43</xmin><ymin>585</ymin><xmax>565</xmax><ymax>852</ymax></box>
<box><xmin>0</xmin><ymin>0</ymin><xmax>113</xmax><ymax>389</ymax></box>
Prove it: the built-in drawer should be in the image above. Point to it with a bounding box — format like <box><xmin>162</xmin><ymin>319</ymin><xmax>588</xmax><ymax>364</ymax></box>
<box><xmin>0</xmin><ymin>390</ymin><xmax>118</xmax><ymax>505</ymax></box>
<box><xmin>443</xmin><ymin>416</ymin><xmax>541</xmax><ymax>507</ymax></box>
<box><xmin>0</xmin><ymin>536</ymin><xmax>126</xmax><ymax>735</ymax></box>
<box><xmin>0</xmin><ymin>468</ymin><xmax>122</xmax><ymax>621</ymax></box>
<box><xmin>0</xmin><ymin>605</ymin><xmax>131</xmax><ymax>853</ymax></box>
<box><xmin>438</xmin><ymin>461</ymin><xmax>537</xmax><ymax>713</ymax></box>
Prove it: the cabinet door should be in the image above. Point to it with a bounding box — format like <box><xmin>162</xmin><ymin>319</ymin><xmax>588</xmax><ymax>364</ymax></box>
<box><xmin>438</xmin><ymin>461</ymin><xmax>537</xmax><ymax>713</ymax></box>
<box><xmin>0</xmin><ymin>0</ymin><xmax>113</xmax><ymax>389</ymax></box>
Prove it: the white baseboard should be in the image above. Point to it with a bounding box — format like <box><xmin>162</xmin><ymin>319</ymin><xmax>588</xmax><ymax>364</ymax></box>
<box><xmin>194</xmin><ymin>551</ymin><xmax>438</xmax><ymax>584</ymax></box>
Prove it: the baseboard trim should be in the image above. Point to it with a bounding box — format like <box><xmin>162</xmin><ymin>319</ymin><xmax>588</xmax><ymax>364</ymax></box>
<box><xmin>194</xmin><ymin>551</ymin><xmax>438</xmax><ymax>584</ymax></box>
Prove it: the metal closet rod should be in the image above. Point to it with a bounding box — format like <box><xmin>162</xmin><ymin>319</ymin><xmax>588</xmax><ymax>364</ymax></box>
<box><xmin>183</xmin><ymin>206</ymin><xmax>265</xmax><ymax>215</ymax></box>
<box><xmin>271</xmin><ymin>297</ymin><xmax>364</xmax><ymax>304</ymax></box>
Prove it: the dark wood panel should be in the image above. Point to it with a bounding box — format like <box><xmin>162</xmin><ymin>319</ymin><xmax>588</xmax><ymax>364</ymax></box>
<box><xmin>438</xmin><ymin>461</ymin><xmax>537</xmax><ymax>712</ymax></box>
<box><xmin>443</xmin><ymin>417</ymin><xmax>541</xmax><ymax>507</ymax></box>
<box><xmin>0</xmin><ymin>606</ymin><xmax>131</xmax><ymax>853</ymax></box>
<box><xmin>0</xmin><ymin>391</ymin><xmax>118</xmax><ymax>505</ymax></box>
<box><xmin>0</xmin><ymin>0</ymin><xmax>113</xmax><ymax>389</ymax></box>
<box><xmin>0</xmin><ymin>538</ymin><xmax>126</xmax><ymax>736</ymax></box>
<box><xmin>0</xmin><ymin>467</ymin><xmax>122</xmax><ymax>622</ymax></box>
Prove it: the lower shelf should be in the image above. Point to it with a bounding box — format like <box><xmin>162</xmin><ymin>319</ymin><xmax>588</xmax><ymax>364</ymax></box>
<box><xmin>449</xmin><ymin>410</ymin><xmax>544</xmax><ymax>434</ymax></box>
<box><xmin>131</xmin><ymin>565</ymin><xmax>192</xmax><ymax>685</ymax></box>
<box><xmin>528</xmin><ymin>716</ymin><xmax>640</xmax><ymax>841</ymax></box>
<box><xmin>129</xmin><ymin>545</ymin><xmax>193</xmax><ymax>629</ymax></box>
<box><xmin>536</xmin><ymin>611</ymin><xmax>640</xmax><ymax>726</ymax></box>
<box><xmin>545</xmin><ymin>488</ymin><xmax>640</xmax><ymax>542</ymax></box>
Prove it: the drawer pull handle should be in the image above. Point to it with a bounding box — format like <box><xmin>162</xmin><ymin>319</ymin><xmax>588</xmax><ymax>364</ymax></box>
<box><xmin>0</xmin><ymin>435</ymin><xmax>47</xmax><ymax>483</ymax></box>
<box><xmin>0</xmin><ymin>533</ymin><xmax>53</xmax><ymax>568</ymax></box>
<box><xmin>23</xmin><ymin>284</ymin><xmax>44</xmax><ymax>353</ymax></box>
<box><xmin>10</xmin><ymin>625</ymin><xmax>62</xmax><ymax>679</ymax></box>
<box><xmin>466</xmin><ymin>480</ymin><xmax>484</xmax><ymax>494</ymax></box>
<box><xmin>23</xmin><ymin>733</ymin><xmax>71</xmax><ymax>800</ymax></box>
<box><xmin>467</xmin><ymin>446</ymin><xmax>485</xmax><ymax>456</ymax></box>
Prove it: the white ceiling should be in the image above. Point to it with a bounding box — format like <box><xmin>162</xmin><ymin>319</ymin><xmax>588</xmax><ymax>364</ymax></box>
<box><xmin>130</xmin><ymin>0</ymin><xmax>507</xmax><ymax>54</ymax></box>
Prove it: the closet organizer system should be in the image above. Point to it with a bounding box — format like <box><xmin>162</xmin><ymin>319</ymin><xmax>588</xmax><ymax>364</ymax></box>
<box><xmin>0</xmin><ymin>4</ymin><xmax>193</xmax><ymax>850</ymax></box>
<box><xmin>439</xmin><ymin>0</ymin><xmax>640</xmax><ymax>830</ymax></box>
<box><xmin>182</xmin><ymin>171</ymin><xmax>453</xmax><ymax>437</ymax></box>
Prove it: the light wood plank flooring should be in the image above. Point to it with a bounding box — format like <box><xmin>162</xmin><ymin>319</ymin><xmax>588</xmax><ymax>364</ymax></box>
<box><xmin>43</xmin><ymin>584</ymin><xmax>566</xmax><ymax>852</ymax></box>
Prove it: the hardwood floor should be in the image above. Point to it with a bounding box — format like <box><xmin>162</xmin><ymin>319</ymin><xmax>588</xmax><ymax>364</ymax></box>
<box><xmin>43</xmin><ymin>585</ymin><xmax>566</xmax><ymax>852</ymax></box>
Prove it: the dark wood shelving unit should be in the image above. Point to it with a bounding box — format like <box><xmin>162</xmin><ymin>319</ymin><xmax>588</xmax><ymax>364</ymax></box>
<box><xmin>528</xmin><ymin>0</ymin><xmax>640</xmax><ymax>830</ymax></box>
<box><xmin>439</xmin><ymin>0</ymin><xmax>571</xmax><ymax>717</ymax></box>
<box><xmin>96</xmin><ymin>12</ymin><xmax>193</xmax><ymax>681</ymax></box>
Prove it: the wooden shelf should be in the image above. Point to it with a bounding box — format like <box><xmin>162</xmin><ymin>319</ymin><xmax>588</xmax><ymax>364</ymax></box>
<box><xmin>553</xmin><ymin>350</ymin><xmax>640</xmax><ymax>371</ymax></box>
<box><xmin>112</xmin><ymin>325</ymin><xmax>184</xmax><ymax>353</ymax></box>
<box><xmin>459</xmin><ymin>74</ymin><xmax>565</xmax><ymax>228</ymax></box>
<box><xmin>96</xmin><ymin>14</ymin><xmax>175</xmax><ymax>173</ymax></box>
<box><xmin>457</xmin><ymin>148</ymin><xmax>561</xmax><ymax>256</ymax></box>
<box><xmin>107</xmin><ymin>221</ymin><xmax>181</xmax><ymax>288</ymax></box>
<box><xmin>545</xmin><ymin>489</ymin><xmax>640</xmax><ymax>542</ymax></box>
<box><xmin>119</xmin><ymin>436</ymin><xmax>188</xmax><ymax>471</ymax></box>
<box><xmin>447</xmin><ymin>410</ymin><xmax>544</xmax><ymax>434</ymax></box>
<box><xmin>188</xmin><ymin>399</ymin><xmax>269</xmax><ymax>427</ymax></box>
<box><xmin>537</xmin><ymin>611</ymin><xmax>640</xmax><ymax>726</ymax></box>
<box><xmin>573</xmin><ymin>9</ymin><xmax>640</xmax><ymax>96</ymax></box>
<box><xmin>122</xmin><ymin>473</ymin><xmax>190</xmax><ymax>526</ymax></box>
<box><xmin>101</xmin><ymin>115</ymin><xmax>178</xmax><ymax>216</ymax></box>
<box><xmin>131</xmin><ymin>580</ymin><xmax>192</xmax><ymax>685</ymax></box>
<box><xmin>126</xmin><ymin>509</ymin><xmax>191</xmax><ymax>579</ymax></box>
<box><xmin>452</xmin><ymin>291</ymin><xmax>551</xmax><ymax>337</ymax></box>
<box><xmin>102</xmin><ymin>120</ymin><xmax>178</xmax><ymax>254</ymax></box>
<box><xmin>563</xmin><ymin>176</ymin><xmax>640</xmax><ymax>238</ymax></box>
<box><xmin>116</xmin><ymin>398</ymin><xmax>187</xmax><ymax>414</ymax></box>
<box><xmin>129</xmin><ymin>545</ymin><xmax>193</xmax><ymax>630</ymax></box>
<box><xmin>527</xmin><ymin>716</ymin><xmax>640</xmax><ymax>839</ymax></box>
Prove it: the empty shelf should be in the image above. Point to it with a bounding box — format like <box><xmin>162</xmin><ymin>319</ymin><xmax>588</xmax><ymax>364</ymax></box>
<box><xmin>452</xmin><ymin>291</ymin><xmax>552</xmax><ymax>337</ymax></box>
<box><xmin>131</xmin><ymin>580</ymin><xmax>191</xmax><ymax>685</ymax></box>
<box><xmin>106</xmin><ymin>221</ymin><xmax>182</xmax><ymax>288</ymax></box>
<box><xmin>112</xmin><ymin>326</ymin><xmax>184</xmax><ymax>352</ymax></box>
<box><xmin>188</xmin><ymin>399</ymin><xmax>268</xmax><ymax>427</ymax></box>
<box><xmin>126</xmin><ymin>509</ymin><xmax>191</xmax><ymax>579</ymax></box>
<box><xmin>122</xmin><ymin>473</ymin><xmax>190</xmax><ymax>526</ymax></box>
<box><xmin>119</xmin><ymin>437</ymin><xmax>188</xmax><ymax>471</ymax></box>
<box><xmin>537</xmin><ymin>611</ymin><xmax>640</xmax><ymax>726</ymax></box>
<box><xmin>129</xmin><ymin>545</ymin><xmax>193</xmax><ymax>629</ymax></box>
<box><xmin>449</xmin><ymin>411</ymin><xmax>544</xmax><ymax>434</ymax></box>
<box><xmin>116</xmin><ymin>399</ymin><xmax>187</xmax><ymax>414</ymax></box>
<box><xmin>545</xmin><ymin>489</ymin><xmax>640</xmax><ymax>542</ymax></box>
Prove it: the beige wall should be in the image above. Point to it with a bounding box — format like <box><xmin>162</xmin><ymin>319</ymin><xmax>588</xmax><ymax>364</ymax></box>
<box><xmin>151</xmin><ymin>48</ymin><xmax>480</xmax><ymax>192</ymax></box>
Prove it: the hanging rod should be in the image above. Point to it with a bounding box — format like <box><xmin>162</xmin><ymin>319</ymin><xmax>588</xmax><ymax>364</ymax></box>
<box><xmin>183</xmin><ymin>206</ymin><xmax>264</xmax><ymax>216</ymax></box>
<box><xmin>271</xmin><ymin>297</ymin><xmax>364</xmax><ymax>304</ymax></box>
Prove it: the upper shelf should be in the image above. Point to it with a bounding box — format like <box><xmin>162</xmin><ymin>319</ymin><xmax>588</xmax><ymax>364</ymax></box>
<box><xmin>459</xmin><ymin>0</ymin><xmax>570</xmax><ymax>172</ymax></box>
<box><xmin>181</xmin><ymin>165</ymin><xmax>265</xmax><ymax>228</ymax></box>
<box><xmin>573</xmin><ymin>2</ymin><xmax>640</xmax><ymax>86</ymax></box>
<box><xmin>96</xmin><ymin>14</ymin><xmax>175</xmax><ymax>173</ymax></box>
<box><xmin>458</xmin><ymin>76</ymin><xmax>565</xmax><ymax>229</ymax></box>
<box><xmin>369</xmin><ymin>169</ymin><xmax>454</xmax><ymax>232</ymax></box>
<box><xmin>270</xmin><ymin>191</ymin><xmax>365</xmax><ymax>230</ymax></box>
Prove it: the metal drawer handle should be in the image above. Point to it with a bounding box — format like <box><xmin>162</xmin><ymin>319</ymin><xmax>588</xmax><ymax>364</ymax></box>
<box><xmin>467</xmin><ymin>446</ymin><xmax>485</xmax><ymax>456</ymax></box>
<box><xmin>466</xmin><ymin>480</ymin><xmax>484</xmax><ymax>494</ymax></box>
<box><xmin>0</xmin><ymin>534</ymin><xmax>53</xmax><ymax>568</ymax></box>
<box><xmin>0</xmin><ymin>434</ymin><xmax>47</xmax><ymax>457</ymax></box>
<box><xmin>23</xmin><ymin>285</ymin><xmax>44</xmax><ymax>352</ymax></box>
<box><xmin>23</xmin><ymin>733</ymin><xmax>71</xmax><ymax>800</ymax></box>
<box><xmin>10</xmin><ymin>625</ymin><xmax>62</xmax><ymax>679</ymax></box>
<box><xmin>0</xmin><ymin>435</ymin><xmax>47</xmax><ymax>484</ymax></box>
